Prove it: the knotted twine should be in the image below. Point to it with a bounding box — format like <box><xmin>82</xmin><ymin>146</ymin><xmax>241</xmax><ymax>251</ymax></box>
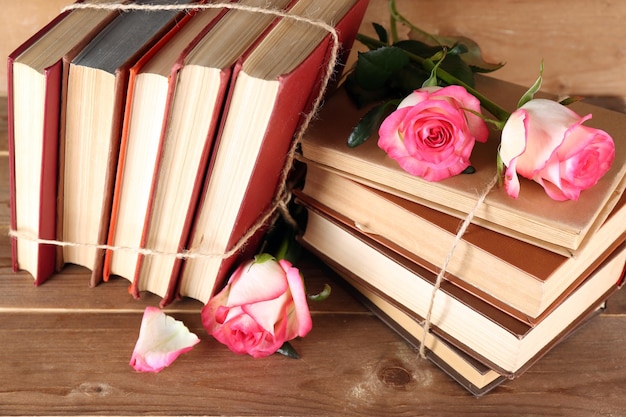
<box><xmin>8</xmin><ymin>1</ymin><xmax>499</xmax><ymax>360</ymax></box>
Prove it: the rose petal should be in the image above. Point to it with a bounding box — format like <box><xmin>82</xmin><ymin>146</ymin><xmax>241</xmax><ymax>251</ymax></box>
<box><xmin>130</xmin><ymin>306</ymin><xmax>200</xmax><ymax>373</ymax></box>
<box><xmin>431</xmin><ymin>85</ymin><xmax>489</xmax><ymax>142</ymax></box>
<box><xmin>242</xmin><ymin>293</ymin><xmax>291</xmax><ymax>334</ymax></box>
<box><xmin>226</xmin><ymin>258</ymin><xmax>288</xmax><ymax>307</ymax></box>
<box><xmin>281</xmin><ymin>259</ymin><xmax>313</xmax><ymax>338</ymax></box>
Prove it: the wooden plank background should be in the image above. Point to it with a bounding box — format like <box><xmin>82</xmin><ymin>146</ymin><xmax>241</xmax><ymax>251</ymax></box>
<box><xmin>2</xmin><ymin>0</ymin><xmax>626</xmax><ymax>109</ymax></box>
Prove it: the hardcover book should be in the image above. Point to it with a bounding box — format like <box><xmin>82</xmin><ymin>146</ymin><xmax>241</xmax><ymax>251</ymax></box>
<box><xmin>60</xmin><ymin>0</ymin><xmax>192</xmax><ymax>286</ymax></box>
<box><xmin>334</xmin><ymin>258</ymin><xmax>609</xmax><ymax>396</ymax></box>
<box><xmin>103</xmin><ymin>0</ymin><xmax>296</xmax><ymax>305</ymax></box>
<box><xmin>299</xmin><ymin>204</ymin><xmax>626</xmax><ymax>376</ymax></box>
<box><xmin>102</xmin><ymin>2</ymin><xmax>227</xmax><ymax>298</ymax></box>
<box><xmin>7</xmin><ymin>1</ymin><xmax>119</xmax><ymax>284</ymax></box>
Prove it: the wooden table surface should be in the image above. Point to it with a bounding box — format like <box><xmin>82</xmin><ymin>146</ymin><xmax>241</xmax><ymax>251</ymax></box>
<box><xmin>2</xmin><ymin>97</ymin><xmax>626</xmax><ymax>416</ymax></box>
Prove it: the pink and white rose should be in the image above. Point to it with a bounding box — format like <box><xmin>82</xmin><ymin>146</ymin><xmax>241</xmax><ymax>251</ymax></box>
<box><xmin>499</xmin><ymin>98</ymin><xmax>615</xmax><ymax>201</ymax></box>
<box><xmin>202</xmin><ymin>254</ymin><xmax>312</xmax><ymax>358</ymax></box>
<box><xmin>378</xmin><ymin>85</ymin><xmax>489</xmax><ymax>181</ymax></box>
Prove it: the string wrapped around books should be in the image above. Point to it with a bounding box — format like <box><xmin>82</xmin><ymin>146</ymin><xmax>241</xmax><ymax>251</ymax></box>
<box><xmin>10</xmin><ymin>1</ymin><xmax>339</xmax><ymax>261</ymax></box>
<box><xmin>9</xmin><ymin>0</ymin><xmax>498</xmax><ymax>362</ymax></box>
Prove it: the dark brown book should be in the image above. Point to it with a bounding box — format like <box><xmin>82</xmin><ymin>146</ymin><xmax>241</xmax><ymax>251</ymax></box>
<box><xmin>335</xmin><ymin>262</ymin><xmax>609</xmax><ymax>396</ymax></box>
<box><xmin>299</xmin><ymin>203</ymin><xmax>626</xmax><ymax>376</ymax></box>
<box><xmin>337</xmin><ymin>274</ymin><xmax>507</xmax><ymax>396</ymax></box>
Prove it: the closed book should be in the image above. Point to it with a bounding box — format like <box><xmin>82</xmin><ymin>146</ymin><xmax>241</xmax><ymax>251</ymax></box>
<box><xmin>297</xmin><ymin>163</ymin><xmax>626</xmax><ymax>320</ymax></box>
<box><xmin>178</xmin><ymin>0</ymin><xmax>369</xmax><ymax>303</ymax></box>
<box><xmin>61</xmin><ymin>0</ymin><xmax>192</xmax><ymax>287</ymax></box>
<box><xmin>7</xmin><ymin>1</ymin><xmax>119</xmax><ymax>284</ymax></box>
<box><xmin>299</xmin><ymin>83</ymin><xmax>626</xmax><ymax>255</ymax></box>
<box><xmin>299</xmin><ymin>204</ymin><xmax>626</xmax><ymax>376</ymax></box>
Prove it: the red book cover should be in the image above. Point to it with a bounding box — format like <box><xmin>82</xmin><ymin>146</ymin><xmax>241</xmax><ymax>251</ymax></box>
<box><xmin>8</xmin><ymin>4</ymin><xmax>118</xmax><ymax>285</ymax></box>
<box><xmin>178</xmin><ymin>0</ymin><xmax>369</xmax><ymax>303</ymax></box>
<box><xmin>8</xmin><ymin>15</ymin><xmax>65</xmax><ymax>284</ymax></box>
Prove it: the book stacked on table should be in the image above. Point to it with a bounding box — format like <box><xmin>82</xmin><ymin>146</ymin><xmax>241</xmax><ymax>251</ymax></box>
<box><xmin>295</xmin><ymin>78</ymin><xmax>626</xmax><ymax>395</ymax></box>
<box><xmin>7</xmin><ymin>0</ymin><xmax>369</xmax><ymax>306</ymax></box>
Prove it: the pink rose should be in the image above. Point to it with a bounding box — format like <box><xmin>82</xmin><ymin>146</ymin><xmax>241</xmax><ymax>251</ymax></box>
<box><xmin>201</xmin><ymin>254</ymin><xmax>312</xmax><ymax>358</ymax></box>
<box><xmin>499</xmin><ymin>99</ymin><xmax>615</xmax><ymax>201</ymax></box>
<box><xmin>378</xmin><ymin>85</ymin><xmax>489</xmax><ymax>181</ymax></box>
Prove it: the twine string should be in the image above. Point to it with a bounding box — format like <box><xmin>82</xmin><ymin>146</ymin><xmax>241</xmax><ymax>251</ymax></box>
<box><xmin>418</xmin><ymin>173</ymin><xmax>499</xmax><ymax>359</ymax></box>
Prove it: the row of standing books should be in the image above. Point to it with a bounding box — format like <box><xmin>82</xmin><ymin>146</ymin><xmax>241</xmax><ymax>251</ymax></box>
<box><xmin>294</xmin><ymin>82</ymin><xmax>626</xmax><ymax>395</ymax></box>
<box><xmin>7</xmin><ymin>0</ymin><xmax>369</xmax><ymax>305</ymax></box>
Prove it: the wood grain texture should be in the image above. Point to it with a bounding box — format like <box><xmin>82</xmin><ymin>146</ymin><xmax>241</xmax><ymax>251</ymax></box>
<box><xmin>2</xmin><ymin>0</ymin><xmax>626</xmax><ymax>106</ymax></box>
<box><xmin>358</xmin><ymin>0</ymin><xmax>626</xmax><ymax>108</ymax></box>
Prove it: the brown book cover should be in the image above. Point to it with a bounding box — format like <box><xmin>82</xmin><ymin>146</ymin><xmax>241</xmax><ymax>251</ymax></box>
<box><xmin>335</xmin><ymin>274</ymin><xmax>507</xmax><ymax>396</ymax></box>
<box><xmin>178</xmin><ymin>0</ymin><xmax>369</xmax><ymax>303</ymax></box>
<box><xmin>299</xmin><ymin>82</ymin><xmax>626</xmax><ymax>254</ymax></box>
<box><xmin>296</xmin><ymin>163</ymin><xmax>626</xmax><ymax>320</ymax></box>
<box><xmin>299</xmin><ymin>203</ymin><xmax>626</xmax><ymax>375</ymax></box>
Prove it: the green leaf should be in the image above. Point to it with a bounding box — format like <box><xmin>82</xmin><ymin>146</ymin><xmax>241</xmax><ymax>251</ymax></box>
<box><xmin>395</xmin><ymin>39</ymin><xmax>475</xmax><ymax>88</ymax></box>
<box><xmin>394</xmin><ymin>39</ymin><xmax>440</xmax><ymax>58</ymax></box>
<box><xmin>438</xmin><ymin>54</ymin><xmax>475</xmax><ymax>87</ymax></box>
<box><xmin>517</xmin><ymin>61</ymin><xmax>544</xmax><ymax>108</ymax></box>
<box><xmin>276</xmin><ymin>342</ymin><xmax>300</xmax><ymax>359</ymax></box>
<box><xmin>355</xmin><ymin>47</ymin><xmax>411</xmax><ymax>91</ymax></box>
<box><xmin>347</xmin><ymin>99</ymin><xmax>401</xmax><ymax>147</ymax></box>
<box><xmin>461</xmin><ymin>165</ymin><xmax>476</xmax><ymax>174</ymax></box>
<box><xmin>372</xmin><ymin>22</ymin><xmax>389</xmax><ymax>44</ymax></box>
<box><xmin>407</xmin><ymin>29</ymin><xmax>504</xmax><ymax>73</ymax></box>
<box><xmin>308</xmin><ymin>283</ymin><xmax>332</xmax><ymax>302</ymax></box>
<box><xmin>344</xmin><ymin>79</ymin><xmax>395</xmax><ymax>108</ymax></box>
<box><xmin>388</xmin><ymin>64</ymin><xmax>430</xmax><ymax>94</ymax></box>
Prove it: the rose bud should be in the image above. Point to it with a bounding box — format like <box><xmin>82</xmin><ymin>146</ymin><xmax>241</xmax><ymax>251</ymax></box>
<box><xmin>499</xmin><ymin>98</ymin><xmax>615</xmax><ymax>200</ymax></box>
<box><xmin>201</xmin><ymin>254</ymin><xmax>312</xmax><ymax>358</ymax></box>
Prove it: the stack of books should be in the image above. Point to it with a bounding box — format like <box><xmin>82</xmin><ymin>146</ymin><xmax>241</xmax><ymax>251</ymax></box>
<box><xmin>295</xmin><ymin>78</ymin><xmax>626</xmax><ymax>395</ymax></box>
<box><xmin>7</xmin><ymin>0</ymin><xmax>369</xmax><ymax>306</ymax></box>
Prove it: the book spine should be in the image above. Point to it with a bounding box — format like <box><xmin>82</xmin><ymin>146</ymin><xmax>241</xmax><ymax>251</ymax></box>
<box><xmin>6</xmin><ymin>10</ymin><xmax>71</xmax><ymax>283</ymax></box>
